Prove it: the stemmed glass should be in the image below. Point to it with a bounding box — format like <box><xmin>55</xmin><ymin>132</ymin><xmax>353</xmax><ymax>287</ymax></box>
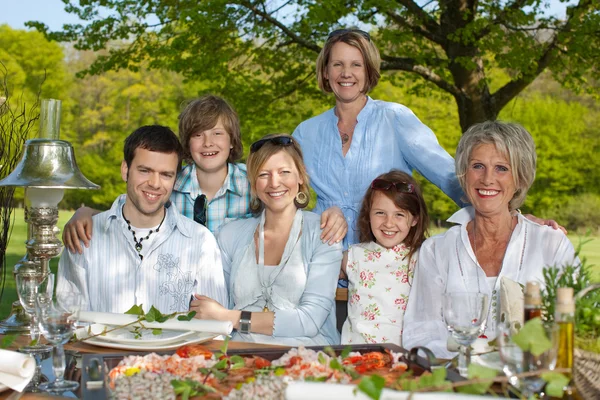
<box><xmin>443</xmin><ymin>292</ymin><xmax>488</xmax><ymax>377</ymax></box>
<box><xmin>15</xmin><ymin>272</ymin><xmax>54</xmax><ymax>392</ymax></box>
<box><xmin>497</xmin><ymin>321</ymin><xmax>559</xmax><ymax>397</ymax></box>
<box><xmin>35</xmin><ymin>291</ymin><xmax>82</xmax><ymax>393</ymax></box>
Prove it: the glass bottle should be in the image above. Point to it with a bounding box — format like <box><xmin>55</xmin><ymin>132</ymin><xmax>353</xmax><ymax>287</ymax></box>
<box><xmin>524</xmin><ymin>281</ymin><xmax>543</xmax><ymax>321</ymax></box>
<box><xmin>555</xmin><ymin>287</ymin><xmax>575</xmax><ymax>371</ymax></box>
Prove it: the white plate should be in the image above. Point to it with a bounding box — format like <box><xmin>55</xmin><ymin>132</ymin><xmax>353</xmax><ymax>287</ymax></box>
<box><xmin>472</xmin><ymin>351</ymin><xmax>503</xmax><ymax>371</ymax></box>
<box><xmin>81</xmin><ymin>324</ymin><xmax>197</xmax><ymax>346</ymax></box>
<box><xmin>83</xmin><ymin>332</ymin><xmax>218</xmax><ymax>351</ymax></box>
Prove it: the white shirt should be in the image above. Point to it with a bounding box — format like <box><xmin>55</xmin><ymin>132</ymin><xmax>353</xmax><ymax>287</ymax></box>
<box><xmin>402</xmin><ymin>207</ymin><xmax>577</xmax><ymax>358</ymax></box>
<box><xmin>57</xmin><ymin>196</ymin><xmax>228</xmax><ymax>313</ymax></box>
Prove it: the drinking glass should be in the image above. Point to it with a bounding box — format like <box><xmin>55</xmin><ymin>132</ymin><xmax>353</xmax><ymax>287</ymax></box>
<box><xmin>497</xmin><ymin>321</ymin><xmax>559</xmax><ymax>397</ymax></box>
<box><xmin>443</xmin><ymin>292</ymin><xmax>488</xmax><ymax>377</ymax></box>
<box><xmin>35</xmin><ymin>291</ymin><xmax>82</xmax><ymax>393</ymax></box>
<box><xmin>15</xmin><ymin>272</ymin><xmax>54</xmax><ymax>392</ymax></box>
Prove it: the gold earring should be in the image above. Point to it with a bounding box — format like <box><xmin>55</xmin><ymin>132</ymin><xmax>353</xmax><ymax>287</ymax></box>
<box><xmin>295</xmin><ymin>191</ymin><xmax>309</xmax><ymax>207</ymax></box>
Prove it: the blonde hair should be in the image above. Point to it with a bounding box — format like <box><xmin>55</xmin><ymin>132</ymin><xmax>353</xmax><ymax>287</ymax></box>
<box><xmin>246</xmin><ymin>134</ymin><xmax>311</xmax><ymax>214</ymax></box>
<box><xmin>455</xmin><ymin>120</ymin><xmax>537</xmax><ymax>211</ymax></box>
<box><xmin>316</xmin><ymin>31</ymin><xmax>381</xmax><ymax>94</ymax></box>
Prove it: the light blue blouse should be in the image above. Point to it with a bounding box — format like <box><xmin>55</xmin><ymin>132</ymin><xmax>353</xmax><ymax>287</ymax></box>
<box><xmin>293</xmin><ymin>97</ymin><xmax>465</xmax><ymax>248</ymax></box>
<box><xmin>217</xmin><ymin>210</ymin><xmax>342</xmax><ymax>345</ymax></box>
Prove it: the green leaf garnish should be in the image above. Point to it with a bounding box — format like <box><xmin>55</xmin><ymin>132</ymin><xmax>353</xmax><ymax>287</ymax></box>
<box><xmin>28</xmin><ymin>338</ymin><xmax>39</xmax><ymax>346</ymax></box>
<box><xmin>219</xmin><ymin>336</ymin><xmax>230</xmax><ymax>355</ymax></box>
<box><xmin>512</xmin><ymin>318</ymin><xmax>552</xmax><ymax>356</ymax></box>
<box><xmin>145</xmin><ymin>305</ymin><xmax>168</xmax><ymax>323</ymax></box>
<box><xmin>356</xmin><ymin>375</ymin><xmax>385</xmax><ymax>400</ymax></box>
<box><xmin>318</xmin><ymin>353</ymin><xmax>327</xmax><ymax>365</ymax></box>
<box><xmin>340</xmin><ymin>346</ymin><xmax>352</xmax><ymax>359</ymax></box>
<box><xmin>457</xmin><ymin>363</ymin><xmax>496</xmax><ymax>394</ymax></box>
<box><xmin>152</xmin><ymin>328</ymin><xmax>163</xmax><ymax>336</ymax></box>
<box><xmin>124</xmin><ymin>304</ymin><xmax>145</xmax><ymax>316</ymax></box>
<box><xmin>329</xmin><ymin>358</ymin><xmax>342</xmax><ymax>370</ymax></box>
<box><xmin>323</xmin><ymin>346</ymin><xmax>336</xmax><ymax>358</ymax></box>
<box><xmin>230</xmin><ymin>355</ymin><xmax>245</xmax><ymax>370</ymax></box>
<box><xmin>177</xmin><ymin>311</ymin><xmax>197</xmax><ymax>321</ymax></box>
<box><xmin>541</xmin><ymin>372</ymin><xmax>569</xmax><ymax>397</ymax></box>
<box><xmin>214</xmin><ymin>358</ymin><xmax>228</xmax><ymax>370</ymax></box>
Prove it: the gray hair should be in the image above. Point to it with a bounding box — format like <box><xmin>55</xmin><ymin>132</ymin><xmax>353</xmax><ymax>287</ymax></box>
<box><xmin>455</xmin><ymin>120</ymin><xmax>537</xmax><ymax>211</ymax></box>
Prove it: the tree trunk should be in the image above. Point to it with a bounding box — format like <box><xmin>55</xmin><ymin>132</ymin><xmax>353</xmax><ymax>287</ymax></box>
<box><xmin>453</xmin><ymin>90</ymin><xmax>499</xmax><ymax>133</ymax></box>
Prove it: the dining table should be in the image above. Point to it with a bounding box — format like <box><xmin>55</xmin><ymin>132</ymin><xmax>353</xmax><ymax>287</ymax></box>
<box><xmin>0</xmin><ymin>334</ymin><xmax>289</xmax><ymax>400</ymax></box>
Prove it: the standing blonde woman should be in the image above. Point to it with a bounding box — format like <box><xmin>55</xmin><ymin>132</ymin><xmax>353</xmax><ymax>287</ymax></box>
<box><xmin>293</xmin><ymin>29</ymin><xmax>465</xmax><ymax>249</ymax></box>
<box><xmin>192</xmin><ymin>134</ymin><xmax>342</xmax><ymax>345</ymax></box>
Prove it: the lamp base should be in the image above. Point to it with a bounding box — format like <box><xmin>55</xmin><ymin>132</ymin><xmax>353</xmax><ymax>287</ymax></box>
<box><xmin>0</xmin><ymin>301</ymin><xmax>31</xmax><ymax>333</ymax></box>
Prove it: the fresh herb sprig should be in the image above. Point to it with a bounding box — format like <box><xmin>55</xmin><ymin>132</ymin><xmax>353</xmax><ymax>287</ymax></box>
<box><xmin>541</xmin><ymin>236</ymin><xmax>600</xmax><ymax>352</ymax></box>
<box><xmin>73</xmin><ymin>304</ymin><xmax>197</xmax><ymax>342</ymax></box>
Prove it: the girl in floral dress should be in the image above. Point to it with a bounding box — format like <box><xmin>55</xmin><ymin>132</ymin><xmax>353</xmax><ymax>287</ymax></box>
<box><xmin>341</xmin><ymin>170</ymin><xmax>429</xmax><ymax>346</ymax></box>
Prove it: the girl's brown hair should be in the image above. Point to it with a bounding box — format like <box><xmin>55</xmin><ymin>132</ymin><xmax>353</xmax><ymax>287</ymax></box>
<box><xmin>178</xmin><ymin>95</ymin><xmax>243</xmax><ymax>164</ymax></box>
<box><xmin>356</xmin><ymin>170</ymin><xmax>429</xmax><ymax>262</ymax></box>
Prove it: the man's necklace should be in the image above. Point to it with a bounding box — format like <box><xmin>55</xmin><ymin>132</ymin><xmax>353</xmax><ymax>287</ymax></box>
<box><xmin>122</xmin><ymin>206</ymin><xmax>166</xmax><ymax>260</ymax></box>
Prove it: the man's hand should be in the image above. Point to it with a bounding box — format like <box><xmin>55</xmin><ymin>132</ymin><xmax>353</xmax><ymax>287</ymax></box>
<box><xmin>524</xmin><ymin>214</ymin><xmax>567</xmax><ymax>235</ymax></box>
<box><xmin>62</xmin><ymin>207</ymin><xmax>97</xmax><ymax>254</ymax></box>
<box><xmin>320</xmin><ymin>206</ymin><xmax>348</xmax><ymax>245</ymax></box>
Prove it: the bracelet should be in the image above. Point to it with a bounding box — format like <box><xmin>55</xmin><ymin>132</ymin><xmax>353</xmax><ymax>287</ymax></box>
<box><xmin>239</xmin><ymin>311</ymin><xmax>252</xmax><ymax>334</ymax></box>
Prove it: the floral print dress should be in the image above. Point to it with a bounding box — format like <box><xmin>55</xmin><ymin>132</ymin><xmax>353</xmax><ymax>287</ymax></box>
<box><xmin>341</xmin><ymin>241</ymin><xmax>415</xmax><ymax>346</ymax></box>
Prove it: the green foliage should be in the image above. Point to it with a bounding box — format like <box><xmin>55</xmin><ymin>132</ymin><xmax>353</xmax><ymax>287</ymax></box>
<box><xmin>26</xmin><ymin>1</ymin><xmax>600</xmax><ymax>129</ymax></box>
<box><xmin>0</xmin><ymin>334</ymin><xmax>17</xmax><ymax>349</ymax></box>
<box><xmin>549</xmin><ymin>194</ymin><xmax>600</xmax><ymax>233</ymax></box>
<box><xmin>512</xmin><ymin>318</ymin><xmax>552</xmax><ymax>356</ymax></box>
<box><xmin>541</xmin><ymin>244</ymin><xmax>600</xmax><ymax>352</ymax></box>
<box><xmin>456</xmin><ymin>364</ymin><xmax>496</xmax><ymax>395</ymax></box>
<box><xmin>356</xmin><ymin>374</ymin><xmax>385</xmax><ymax>400</ymax></box>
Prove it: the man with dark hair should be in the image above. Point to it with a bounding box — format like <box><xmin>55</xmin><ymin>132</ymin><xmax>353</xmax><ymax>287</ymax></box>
<box><xmin>57</xmin><ymin>125</ymin><xmax>227</xmax><ymax>313</ymax></box>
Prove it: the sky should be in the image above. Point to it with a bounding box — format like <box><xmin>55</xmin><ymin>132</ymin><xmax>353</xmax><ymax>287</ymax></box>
<box><xmin>0</xmin><ymin>0</ymin><xmax>573</xmax><ymax>31</ymax></box>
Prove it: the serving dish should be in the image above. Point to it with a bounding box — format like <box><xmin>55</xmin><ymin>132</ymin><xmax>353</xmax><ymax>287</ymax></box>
<box><xmin>80</xmin><ymin>343</ymin><xmax>462</xmax><ymax>399</ymax></box>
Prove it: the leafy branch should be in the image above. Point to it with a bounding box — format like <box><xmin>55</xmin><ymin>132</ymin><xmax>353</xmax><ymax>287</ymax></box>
<box><xmin>72</xmin><ymin>304</ymin><xmax>197</xmax><ymax>342</ymax></box>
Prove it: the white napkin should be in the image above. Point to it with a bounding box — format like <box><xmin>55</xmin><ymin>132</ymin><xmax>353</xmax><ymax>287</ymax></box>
<box><xmin>78</xmin><ymin>311</ymin><xmax>233</xmax><ymax>335</ymax></box>
<box><xmin>285</xmin><ymin>382</ymin><xmax>492</xmax><ymax>399</ymax></box>
<box><xmin>0</xmin><ymin>349</ymin><xmax>35</xmax><ymax>392</ymax></box>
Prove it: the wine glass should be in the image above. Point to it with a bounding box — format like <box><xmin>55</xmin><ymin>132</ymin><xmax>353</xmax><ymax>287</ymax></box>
<box><xmin>497</xmin><ymin>321</ymin><xmax>559</xmax><ymax>397</ymax></box>
<box><xmin>443</xmin><ymin>292</ymin><xmax>488</xmax><ymax>377</ymax></box>
<box><xmin>35</xmin><ymin>291</ymin><xmax>82</xmax><ymax>393</ymax></box>
<box><xmin>15</xmin><ymin>272</ymin><xmax>54</xmax><ymax>392</ymax></box>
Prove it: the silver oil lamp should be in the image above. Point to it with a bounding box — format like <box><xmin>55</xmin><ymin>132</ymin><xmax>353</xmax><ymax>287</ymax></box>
<box><xmin>0</xmin><ymin>99</ymin><xmax>99</xmax><ymax>334</ymax></box>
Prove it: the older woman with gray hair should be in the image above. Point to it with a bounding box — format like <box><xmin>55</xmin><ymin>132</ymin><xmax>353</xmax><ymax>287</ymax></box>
<box><xmin>402</xmin><ymin>120</ymin><xmax>577</xmax><ymax>358</ymax></box>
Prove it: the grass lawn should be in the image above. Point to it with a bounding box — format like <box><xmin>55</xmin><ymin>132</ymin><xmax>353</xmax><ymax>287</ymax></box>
<box><xmin>1</xmin><ymin>209</ymin><xmax>599</xmax><ymax>319</ymax></box>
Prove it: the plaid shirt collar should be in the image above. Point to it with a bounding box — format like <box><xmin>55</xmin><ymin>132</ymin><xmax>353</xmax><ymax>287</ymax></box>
<box><xmin>174</xmin><ymin>163</ymin><xmax>244</xmax><ymax>199</ymax></box>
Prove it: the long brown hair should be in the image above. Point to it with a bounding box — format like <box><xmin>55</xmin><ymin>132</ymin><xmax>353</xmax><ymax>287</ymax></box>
<box><xmin>356</xmin><ymin>170</ymin><xmax>429</xmax><ymax>262</ymax></box>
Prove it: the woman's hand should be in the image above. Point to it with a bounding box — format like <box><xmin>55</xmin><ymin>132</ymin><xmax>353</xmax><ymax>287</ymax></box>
<box><xmin>524</xmin><ymin>214</ymin><xmax>567</xmax><ymax>235</ymax></box>
<box><xmin>62</xmin><ymin>207</ymin><xmax>98</xmax><ymax>254</ymax></box>
<box><xmin>190</xmin><ymin>294</ymin><xmax>238</xmax><ymax>323</ymax></box>
<box><xmin>320</xmin><ymin>206</ymin><xmax>348</xmax><ymax>245</ymax></box>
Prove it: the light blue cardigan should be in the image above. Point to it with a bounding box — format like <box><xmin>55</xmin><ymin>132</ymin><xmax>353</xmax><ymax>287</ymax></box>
<box><xmin>217</xmin><ymin>210</ymin><xmax>342</xmax><ymax>345</ymax></box>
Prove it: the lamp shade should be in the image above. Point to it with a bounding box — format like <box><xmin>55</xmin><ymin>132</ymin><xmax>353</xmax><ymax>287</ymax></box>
<box><xmin>0</xmin><ymin>139</ymin><xmax>100</xmax><ymax>189</ymax></box>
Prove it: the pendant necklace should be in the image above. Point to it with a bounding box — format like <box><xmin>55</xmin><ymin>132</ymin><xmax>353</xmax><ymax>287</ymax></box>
<box><xmin>335</xmin><ymin>111</ymin><xmax>357</xmax><ymax>147</ymax></box>
<box><xmin>122</xmin><ymin>206</ymin><xmax>166</xmax><ymax>260</ymax></box>
<box><xmin>455</xmin><ymin>216</ymin><xmax>524</xmax><ymax>336</ymax></box>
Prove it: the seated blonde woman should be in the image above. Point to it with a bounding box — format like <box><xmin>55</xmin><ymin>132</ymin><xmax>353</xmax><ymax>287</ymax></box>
<box><xmin>403</xmin><ymin>121</ymin><xmax>577</xmax><ymax>358</ymax></box>
<box><xmin>191</xmin><ymin>134</ymin><xmax>343</xmax><ymax>345</ymax></box>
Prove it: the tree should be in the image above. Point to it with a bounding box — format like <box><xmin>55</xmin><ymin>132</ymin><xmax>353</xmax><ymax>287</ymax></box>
<box><xmin>29</xmin><ymin>1</ymin><xmax>600</xmax><ymax>131</ymax></box>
